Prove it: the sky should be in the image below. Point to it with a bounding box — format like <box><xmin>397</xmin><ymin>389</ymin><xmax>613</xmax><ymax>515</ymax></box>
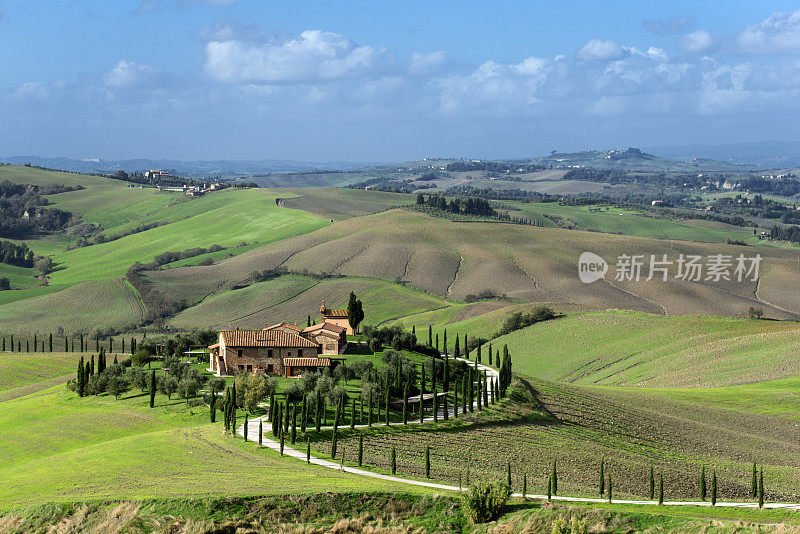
<box><xmin>3</xmin><ymin>1</ymin><xmax>800</xmax><ymax>162</ymax></box>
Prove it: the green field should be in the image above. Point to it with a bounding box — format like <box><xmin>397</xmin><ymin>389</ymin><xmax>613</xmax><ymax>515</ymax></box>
<box><xmin>486</xmin><ymin>310</ymin><xmax>800</xmax><ymax>387</ymax></box>
<box><xmin>0</xmin><ymin>354</ymin><xmax>422</xmax><ymax>510</ymax></box>
<box><xmin>507</xmin><ymin>201</ymin><xmax>761</xmax><ymax>244</ymax></box>
<box><xmin>278</xmin><ymin>187</ymin><xmax>415</xmax><ymax>221</ymax></box>
<box><xmin>0</xmin><ymin>165</ymin><xmax>118</xmax><ymax>187</ymax></box>
<box><xmin>47</xmin><ymin>188</ymin><xmax>329</xmax><ymax>284</ymax></box>
<box><xmin>0</xmin><ymin>278</ymin><xmax>143</xmax><ymax>334</ymax></box>
<box><xmin>0</xmin><ymin>263</ymin><xmax>40</xmax><ymax>289</ymax></box>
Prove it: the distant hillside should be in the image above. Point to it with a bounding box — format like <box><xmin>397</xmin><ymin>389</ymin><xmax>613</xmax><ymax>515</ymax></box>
<box><xmin>646</xmin><ymin>140</ymin><xmax>800</xmax><ymax>168</ymax></box>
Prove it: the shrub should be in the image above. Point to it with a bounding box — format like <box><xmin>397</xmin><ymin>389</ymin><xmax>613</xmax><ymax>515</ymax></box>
<box><xmin>495</xmin><ymin>307</ymin><xmax>556</xmax><ymax>337</ymax></box>
<box><xmin>461</xmin><ymin>481</ymin><xmax>511</xmax><ymax>524</ymax></box>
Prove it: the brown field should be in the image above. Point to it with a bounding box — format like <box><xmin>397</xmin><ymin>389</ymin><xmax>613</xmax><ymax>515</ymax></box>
<box><xmin>146</xmin><ymin>209</ymin><xmax>800</xmax><ymax>319</ymax></box>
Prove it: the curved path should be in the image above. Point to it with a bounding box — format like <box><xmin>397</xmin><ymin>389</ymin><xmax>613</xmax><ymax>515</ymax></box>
<box><xmin>236</xmin><ymin>358</ymin><xmax>800</xmax><ymax>511</ymax></box>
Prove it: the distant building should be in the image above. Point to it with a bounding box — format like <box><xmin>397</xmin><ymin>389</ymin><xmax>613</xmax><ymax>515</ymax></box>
<box><xmin>319</xmin><ymin>300</ymin><xmax>354</xmax><ymax>335</ymax></box>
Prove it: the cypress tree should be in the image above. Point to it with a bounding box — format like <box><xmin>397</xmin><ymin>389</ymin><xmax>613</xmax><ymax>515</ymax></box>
<box><xmin>700</xmin><ymin>465</ymin><xmax>707</xmax><ymax>501</ymax></box>
<box><xmin>425</xmin><ymin>445</ymin><xmax>431</xmax><ymax>478</ymax></box>
<box><xmin>340</xmin><ymin>446</ymin><xmax>345</xmax><ymax>470</ymax></box>
<box><xmin>90</xmin><ymin>354</ymin><xmax>94</xmax><ymax>376</ymax></box>
<box><xmin>26</xmin><ymin>340</ymin><xmax>29</xmax><ymax>352</ymax></box>
<box><xmin>547</xmin><ymin>475</ymin><xmax>552</xmax><ymax>501</ymax></box>
<box><xmin>231</xmin><ymin>402</ymin><xmax>237</xmax><ymax>435</ymax></box>
<box><xmin>306</xmin><ymin>440</ymin><xmax>311</xmax><ymax>463</ymax></box>
<box><xmin>483</xmin><ymin>371</ymin><xmax>489</xmax><ymax>407</ymax></box>
<box><xmin>599</xmin><ymin>459</ymin><xmax>605</xmax><ymax>495</ymax></box>
<box><xmin>358</xmin><ymin>433</ymin><xmax>364</xmax><ymax>466</ymax></box>
<box><xmin>464</xmin><ymin>334</ymin><xmax>468</xmax><ymax>359</ymax></box>
<box><xmin>331</xmin><ymin>429</ymin><xmax>338</xmax><ymax>459</ymax></box>
<box><xmin>9</xmin><ymin>334</ymin><xmax>12</xmax><ymax>352</ymax></box>
<box><xmin>453</xmin><ymin>380</ymin><xmax>459</xmax><ymax>417</ymax></box>
<box><xmin>758</xmin><ymin>468</ymin><xmax>764</xmax><ymax>508</ymax></box>
<box><xmin>272</xmin><ymin>403</ymin><xmax>280</xmax><ymax>437</ymax></box>
<box><xmin>258</xmin><ymin>420</ymin><xmax>263</xmax><ymax>446</ymax></box>
<box><xmin>468</xmin><ymin>369</ymin><xmax>474</xmax><ymax>412</ymax></box>
<box><xmin>350</xmin><ymin>397</ymin><xmax>356</xmax><ymax>429</ymax></box>
<box><xmin>442</xmin><ymin>386</ymin><xmax>449</xmax><ymax>421</ymax></box>
<box><xmin>49</xmin><ymin>333</ymin><xmax>52</xmax><ymax>352</ymax></box>
<box><xmin>751</xmin><ymin>461</ymin><xmax>758</xmax><ymax>498</ymax></box>
<box><xmin>507</xmin><ymin>459</ymin><xmax>512</xmax><ymax>487</ymax></box>
<box><xmin>522</xmin><ymin>473</ymin><xmax>527</xmax><ymax>500</ymax></box>
<box><xmin>368</xmin><ymin>391</ymin><xmax>374</xmax><ymax>427</ymax></box>
<box><xmin>109</xmin><ymin>338</ymin><xmax>113</xmax><ymax>353</ymax></box>
<box><xmin>419</xmin><ymin>365</ymin><xmax>425</xmax><ymax>423</ymax></box>
<box><xmin>428</xmin><ymin>325</ymin><xmax>432</xmax><ymax>347</ymax></box>
<box><xmin>33</xmin><ymin>334</ymin><xmax>37</xmax><ymax>351</ymax></box>
<box><xmin>659</xmin><ymin>473</ymin><xmax>664</xmax><ymax>505</ymax></box>
<box><xmin>210</xmin><ymin>390</ymin><xmax>216</xmax><ymax>422</ymax></box>
<box><xmin>65</xmin><ymin>336</ymin><xmax>68</xmax><ymax>352</ymax></box>
<box><xmin>284</xmin><ymin>399</ymin><xmax>291</xmax><ymax>434</ymax></box>
<box><xmin>552</xmin><ymin>459</ymin><xmax>558</xmax><ymax>495</ymax></box>
<box><xmin>711</xmin><ymin>470</ymin><xmax>717</xmax><ymax>506</ymax></box>
<box><xmin>244</xmin><ymin>414</ymin><xmax>249</xmax><ymax>441</ymax></box>
<box><xmin>77</xmin><ymin>356</ymin><xmax>85</xmax><ymax>397</ymax></box>
<box><xmin>302</xmin><ymin>396</ymin><xmax>309</xmax><ymax>434</ymax></box>
<box><xmin>649</xmin><ymin>466</ymin><xmax>655</xmax><ymax>500</ymax></box>
<box><xmin>385</xmin><ymin>384</ymin><xmax>390</xmax><ymax>427</ymax></box>
<box><xmin>443</xmin><ymin>329</ymin><xmax>447</xmax><ymax>354</ymax></box>
<box><xmin>453</xmin><ymin>336</ymin><xmax>460</xmax><ymax>359</ymax></box>
<box><xmin>608</xmin><ymin>475</ymin><xmax>612</xmax><ymax>504</ymax></box>
<box><xmin>121</xmin><ymin>338</ymin><xmax>125</xmax><ymax>354</ymax></box>
<box><xmin>402</xmin><ymin>381</ymin><xmax>409</xmax><ymax>424</ymax></box>
<box><xmin>280</xmin><ymin>427</ymin><xmax>285</xmax><ymax>456</ymax></box>
<box><xmin>391</xmin><ymin>446</ymin><xmax>396</xmax><ymax>474</ymax></box>
<box><xmin>147</xmin><ymin>369</ymin><xmax>155</xmax><ymax>408</ymax></box>
<box><xmin>291</xmin><ymin>403</ymin><xmax>298</xmax><ymax>444</ymax></box>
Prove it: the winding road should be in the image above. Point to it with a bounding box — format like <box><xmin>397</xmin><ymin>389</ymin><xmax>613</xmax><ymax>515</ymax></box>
<box><xmin>236</xmin><ymin>357</ymin><xmax>800</xmax><ymax>511</ymax></box>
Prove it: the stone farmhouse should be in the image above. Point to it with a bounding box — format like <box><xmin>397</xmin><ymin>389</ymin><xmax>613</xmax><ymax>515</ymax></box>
<box><xmin>208</xmin><ymin>302</ymin><xmax>350</xmax><ymax>378</ymax></box>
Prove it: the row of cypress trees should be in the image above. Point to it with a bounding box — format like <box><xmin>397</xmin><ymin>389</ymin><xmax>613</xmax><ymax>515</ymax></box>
<box><xmin>2</xmin><ymin>332</ymin><xmax>138</xmax><ymax>354</ymax></box>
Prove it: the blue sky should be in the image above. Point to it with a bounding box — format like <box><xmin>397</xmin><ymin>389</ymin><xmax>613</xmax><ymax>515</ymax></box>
<box><xmin>3</xmin><ymin>1</ymin><xmax>800</xmax><ymax>161</ymax></box>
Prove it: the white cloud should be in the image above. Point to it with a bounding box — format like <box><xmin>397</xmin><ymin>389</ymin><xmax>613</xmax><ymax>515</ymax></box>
<box><xmin>103</xmin><ymin>60</ymin><xmax>157</xmax><ymax>88</ymax></box>
<box><xmin>575</xmin><ymin>39</ymin><xmax>626</xmax><ymax>62</ymax></box>
<box><xmin>197</xmin><ymin>17</ymin><xmax>262</xmax><ymax>43</ymax></box>
<box><xmin>12</xmin><ymin>82</ymin><xmax>50</xmax><ymax>99</ymax></box>
<box><xmin>205</xmin><ymin>30</ymin><xmax>390</xmax><ymax>83</ymax></box>
<box><xmin>737</xmin><ymin>10</ymin><xmax>800</xmax><ymax>55</ymax></box>
<box><xmin>408</xmin><ymin>50</ymin><xmax>447</xmax><ymax>75</ymax></box>
<box><xmin>677</xmin><ymin>30</ymin><xmax>714</xmax><ymax>55</ymax></box>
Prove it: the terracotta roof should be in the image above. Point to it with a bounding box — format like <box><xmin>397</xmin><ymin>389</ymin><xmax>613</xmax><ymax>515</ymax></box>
<box><xmin>208</xmin><ymin>343</ymin><xmax>220</xmax><ymax>349</ymax></box>
<box><xmin>220</xmin><ymin>330</ymin><xmax>319</xmax><ymax>348</ymax></box>
<box><xmin>302</xmin><ymin>322</ymin><xmax>346</xmax><ymax>334</ymax></box>
<box><xmin>322</xmin><ymin>308</ymin><xmax>348</xmax><ymax>318</ymax></box>
<box><xmin>307</xmin><ymin>330</ymin><xmax>340</xmax><ymax>340</ymax></box>
<box><xmin>263</xmin><ymin>322</ymin><xmax>302</xmax><ymax>332</ymax></box>
<box><xmin>284</xmin><ymin>357</ymin><xmax>331</xmax><ymax>367</ymax></box>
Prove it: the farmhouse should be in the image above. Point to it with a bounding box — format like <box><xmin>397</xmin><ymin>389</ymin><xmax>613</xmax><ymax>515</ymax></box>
<box><xmin>319</xmin><ymin>299</ymin><xmax>355</xmax><ymax>335</ymax></box>
<box><xmin>208</xmin><ymin>309</ymin><xmax>349</xmax><ymax>377</ymax></box>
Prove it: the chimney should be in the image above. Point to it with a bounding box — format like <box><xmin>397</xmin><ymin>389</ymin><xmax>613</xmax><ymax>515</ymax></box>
<box><xmin>235</xmin><ymin>326</ymin><xmax>239</xmax><ymax>330</ymax></box>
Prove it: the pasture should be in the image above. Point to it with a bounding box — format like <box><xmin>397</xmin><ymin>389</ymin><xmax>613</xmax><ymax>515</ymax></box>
<box><xmin>0</xmin><ymin>357</ymin><xmax>421</xmax><ymax>511</ymax></box>
<box><xmin>493</xmin><ymin>310</ymin><xmax>800</xmax><ymax>387</ymax></box>
<box><xmin>47</xmin><ymin>188</ymin><xmax>329</xmax><ymax>284</ymax></box>
<box><xmin>506</xmin><ymin>201</ymin><xmax>760</xmax><ymax>244</ymax></box>
<box><xmin>277</xmin><ymin>187</ymin><xmax>415</xmax><ymax>221</ymax></box>
<box><xmin>0</xmin><ymin>263</ymin><xmax>40</xmax><ymax>289</ymax></box>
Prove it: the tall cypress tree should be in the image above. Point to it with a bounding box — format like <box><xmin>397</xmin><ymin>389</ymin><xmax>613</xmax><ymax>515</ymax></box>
<box><xmin>522</xmin><ymin>473</ymin><xmax>527</xmax><ymax>500</ymax></box>
<box><xmin>149</xmin><ymin>370</ymin><xmax>156</xmax><ymax>408</ymax></box>
<box><xmin>477</xmin><ymin>343</ymin><xmax>481</xmax><ymax>363</ymax></box>
<box><xmin>244</xmin><ymin>413</ymin><xmax>249</xmax><ymax>441</ymax></box>
<box><xmin>711</xmin><ymin>470</ymin><xmax>717</xmax><ymax>506</ymax></box>
<box><xmin>552</xmin><ymin>459</ymin><xmax>558</xmax><ymax>495</ymax></box>
<box><xmin>77</xmin><ymin>356</ymin><xmax>85</xmax><ymax>397</ymax></box>
<box><xmin>453</xmin><ymin>336</ymin><xmax>460</xmax><ymax>359</ymax></box>
<box><xmin>649</xmin><ymin>466</ymin><xmax>655</xmax><ymax>500</ymax></box>
<box><xmin>210</xmin><ymin>390</ymin><xmax>216</xmax><ymax>422</ymax></box>
<box><xmin>291</xmin><ymin>403</ymin><xmax>297</xmax><ymax>444</ymax></box>
<box><xmin>435</xmin><ymin>333</ymin><xmax>439</xmax><ymax>351</ymax></box>
<box><xmin>258</xmin><ymin>420</ymin><xmax>263</xmax><ymax>446</ymax></box>
<box><xmin>358</xmin><ymin>433</ymin><xmax>364</xmax><ymax>466</ymax></box>
<box><xmin>425</xmin><ymin>445</ymin><xmax>431</xmax><ymax>478</ymax></box>
<box><xmin>659</xmin><ymin>473</ymin><xmax>664</xmax><ymax>505</ymax></box>
<box><xmin>599</xmin><ymin>459</ymin><xmax>605</xmax><ymax>495</ymax></box>
<box><xmin>391</xmin><ymin>446</ymin><xmax>396</xmax><ymax>474</ymax></box>
<box><xmin>758</xmin><ymin>468</ymin><xmax>764</xmax><ymax>508</ymax></box>
<box><xmin>443</xmin><ymin>329</ymin><xmax>447</xmax><ymax>354</ymax></box>
<box><xmin>507</xmin><ymin>459</ymin><xmax>512</xmax><ymax>487</ymax></box>
<box><xmin>428</xmin><ymin>325</ymin><xmax>432</xmax><ymax>347</ymax></box>
<box><xmin>700</xmin><ymin>465</ymin><xmax>707</xmax><ymax>501</ymax></box>
<box><xmin>49</xmin><ymin>333</ymin><xmax>53</xmax><ymax>352</ymax></box>
<box><xmin>402</xmin><ymin>381</ymin><xmax>409</xmax><ymax>424</ymax></box>
<box><xmin>331</xmin><ymin>429</ymin><xmax>338</xmax><ymax>459</ymax></box>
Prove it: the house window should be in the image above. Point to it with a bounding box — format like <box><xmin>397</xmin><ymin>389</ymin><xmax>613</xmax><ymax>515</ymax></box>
<box><xmin>246</xmin><ymin>365</ymin><xmax>252</xmax><ymax>372</ymax></box>
<box><xmin>298</xmin><ymin>349</ymin><xmax>303</xmax><ymax>358</ymax></box>
<box><xmin>267</xmin><ymin>364</ymin><xmax>274</xmax><ymax>373</ymax></box>
<box><xmin>237</xmin><ymin>350</ymin><xmax>243</xmax><ymax>358</ymax></box>
<box><xmin>287</xmin><ymin>351</ymin><xmax>292</xmax><ymax>357</ymax></box>
<box><xmin>268</xmin><ymin>349</ymin><xmax>273</xmax><ymax>358</ymax></box>
<box><xmin>238</xmin><ymin>365</ymin><xmax>244</xmax><ymax>371</ymax></box>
